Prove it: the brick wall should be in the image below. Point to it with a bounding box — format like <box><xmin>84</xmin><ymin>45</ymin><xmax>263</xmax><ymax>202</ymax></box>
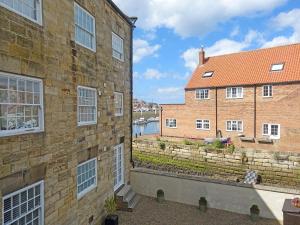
<box><xmin>0</xmin><ymin>1</ymin><xmax>132</xmax><ymax>225</ymax></box>
<box><xmin>133</xmin><ymin>139</ymin><xmax>300</xmax><ymax>188</ymax></box>
<box><xmin>161</xmin><ymin>83</ymin><xmax>300</xmax><ymax>152</ymax></box>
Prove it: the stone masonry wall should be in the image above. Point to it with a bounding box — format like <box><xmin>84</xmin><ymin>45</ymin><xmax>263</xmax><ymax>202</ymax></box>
<box><xmin>0</xmin><ymin>1</ymin><xmax>132</xmax><ymax>225</ymax></box>
<box><xmin>133</xmin><ymin>139</ymin><xmax>300</xmax><ymax>188</ymax></box>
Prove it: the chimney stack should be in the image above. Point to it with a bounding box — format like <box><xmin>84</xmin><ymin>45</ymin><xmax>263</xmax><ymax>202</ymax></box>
<box><xmin>199</xmin><ymin>46</ymin><xmax>205</xmax><ymax>65</ymax></box>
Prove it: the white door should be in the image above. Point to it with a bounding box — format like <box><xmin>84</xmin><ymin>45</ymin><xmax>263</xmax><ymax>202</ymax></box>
<box><xmin>113</xmin><ymin>144</ymin><xmax>124</xmax><ymax>191</ymax></box>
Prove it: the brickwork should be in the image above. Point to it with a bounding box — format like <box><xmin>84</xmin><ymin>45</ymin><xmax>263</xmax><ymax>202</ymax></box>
<box><xmin>161</xmin><ymin>83</ymin><xmax>300</xmax><ymax>152</ymax></box>
<box><xmin>133</xmin><ymin>139</ymin><xmax>300</xmax><ymax>188</ymax></box>
<box><xmin>0</xmin><ymin>1</ymin><xmax>132</xmax><ymax>225</ymax></box>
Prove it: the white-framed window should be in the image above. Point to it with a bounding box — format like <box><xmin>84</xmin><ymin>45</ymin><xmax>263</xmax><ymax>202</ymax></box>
<box><xmin>74</xmin><ymin>2</ymin><xmax>96</xmax><ymax>51</ymax></box>
<box><xmin>0</xmin><ymin>72</ymin><xmax>44</xmax><ymax>137</ymax></box>
<box><xmin>226</xmin><ymin>87</ymin><xmax>243</xmax><ymax>99</ymax></box>
<box><xmin>3</xmin><ymin>181</ymin><xmax>44</xmax><ymax>225</ymax></box>
<box><xmin>77</xmin><ymin>86</ymin><xmax>97</xmax><ymax>126</ymax></box>
<box><xmin>226</xmin><ymin>120</ymin><xmax>243</xmax><ymax>132</ymax></box>
<box><xmin>77</xmin><ymin>158</ymin><xmax>97</xmax><ymax>199</ymax></box>
<box><xmin>114</xmin><ymin>92</ymin><xmax>123</xmax><ymax>116</ymax></box>
<box><xmin>271</xmin><ymin>63</ymin><xmax>284</xmax><ymax>71</ymax></box>
<box><xmin>0</xmin><ymin>0</ymin><xmax>42</xmax><ymax>25</ymax></box>
<box><xmin>262</xmin><ymin>123</ymin><xmax>280</xmax><ymax>139</ymax></box>
<box><xmin>202</xmin><ymin>71</ymin><xmax>214</xmax><ymax>78</ymax></box>
<box><xmin>196</xmin><ymin>119</ymin><xmax>210</xmax><ymax>130</ymax></box>
<box><xmin>112</xmin><ymin>32</ymin><xmax>124</xmax><ymax>61</ymax></box>
<box><xmin>195</xmin><ymin>89</ymin><xmax>209</xmax><ymax>99</ymax></box>
<box><xmin>166</xmin><ymin>118</ymin><xmax>176</xmax><ymax>128</ymax></box>
<box><xmin>262</xmin><ymin>85</ymin><xmax>273</xmax><ymax>97</ymax></box>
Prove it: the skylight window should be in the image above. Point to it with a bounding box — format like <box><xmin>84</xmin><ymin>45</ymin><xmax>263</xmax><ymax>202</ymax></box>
<box><xmin>271</xmin><ymin>63</ymin><xmax>284</xmax><ymax>71</ymax></box>
<box><xmin>203</xmin><ymin>71</ymin><xmax>214</xmax><ymax>78</ymax></box>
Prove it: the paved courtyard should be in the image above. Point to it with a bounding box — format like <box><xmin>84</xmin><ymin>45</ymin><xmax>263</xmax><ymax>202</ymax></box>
<box><xmin>117</xmin><ymin>196</ymin><xmax>280</xmax><ymax>225</ymax></box>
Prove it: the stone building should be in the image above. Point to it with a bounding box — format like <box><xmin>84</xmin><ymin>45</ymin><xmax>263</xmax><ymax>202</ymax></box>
<box><xmin>161</xmin><ymin>44</ymin><xmax>300</xmax><ymax>152</ymax></box>
<box><xmin>0</xmin><ymin>0</ymin><xmax>135</xmax><ymax>224</ymax></box>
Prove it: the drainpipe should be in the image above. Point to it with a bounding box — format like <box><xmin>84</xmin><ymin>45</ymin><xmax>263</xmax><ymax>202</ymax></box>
<box><xmin>129</xmin><ymin>17</ymin><xmax>137</xmax><ymax>168</ymax></box>
<box><xmin>160</xmin><ymin>107</ymin><xmax>163</xmax><ymax>137</ymax></box>
<box><xmin>254</xmin><ymin>85</ymin><xmax>257</xmax><ymax>138</ymax></box>
<box><xmin>215</xmin><ymin>88</ymin><xmax>218</xmax><ymax>136</ymax></box>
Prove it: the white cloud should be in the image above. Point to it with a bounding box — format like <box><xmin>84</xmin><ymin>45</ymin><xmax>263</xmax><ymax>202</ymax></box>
<box><xmin>181</xmin><ymin>30</ymin><xmax>261</xmax><ymax>71</ymax></box>
<box><xmin>144</xmin><ymin>69</ymin><xmax>163</xmax><ymax>79</ymax></box>
<box><xmin>133</xmin><ymin>39</ymin><xmax>161</xmax><ymax>63</ymax></box>
<box><xmin>262</xmin><ymin>9</ymin><xmax>300</xmax><ymax>48</ymax></box>
<box><xmin>230</xmin><ymin>26</ymin><xmax>240</xmax><ymax>37</ymax></box>
<box><xmin>113</xmin><ymin>0</ymin><xmax>286</xmax><ymax>38</ymax></box>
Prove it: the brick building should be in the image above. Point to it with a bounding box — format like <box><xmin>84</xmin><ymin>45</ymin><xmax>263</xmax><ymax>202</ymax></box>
<box><xmin>161</xmin><ymin>44</ymin><xmax>300</xmax><ymax>152</ymax></box>
<box><xmin>0</xmin><ymin>0</ymin><xmax>135</xmax><ymax>224</ymax></box>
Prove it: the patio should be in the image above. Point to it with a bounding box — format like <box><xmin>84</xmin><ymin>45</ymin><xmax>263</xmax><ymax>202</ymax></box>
<box><xmin>117</xmin><ymin>196</ymin><xmax>280</xmax><ymax>225</ymax></box>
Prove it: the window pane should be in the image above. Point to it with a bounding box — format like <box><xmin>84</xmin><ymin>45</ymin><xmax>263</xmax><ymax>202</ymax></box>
<box><xmin>77</xmin><ymin>159</ymin><xmax>97</xmax><ymax>197</ymax></box>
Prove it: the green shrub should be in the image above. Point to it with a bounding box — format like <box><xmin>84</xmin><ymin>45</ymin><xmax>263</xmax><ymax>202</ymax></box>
<box><xmin>156</xmin><ymin>137</ymin><xmax>161</xmax><ymax>141</ymax></box>
<box><xmin>104</xmin><ymin>196</ymin><xmax>117</xmax><ymax>215</ymax></box>
<box><xmin>159</xmin><ymin>141</ymin><xmax>166</xmax><ymax>150</ymax></box>
<box><xmin>183</xmin><ymin>139</ymin><xmax>193</xmax><ymax>145</ymax></box>
<box><xmin>227</xmin><ymin>144</ymin><xmax>235</xmax><ymax>153</ymax></box>
<box><xmin>212</xmin><ymin>139</ymin><xmax>224</xmax><ymax>149</ymax></box>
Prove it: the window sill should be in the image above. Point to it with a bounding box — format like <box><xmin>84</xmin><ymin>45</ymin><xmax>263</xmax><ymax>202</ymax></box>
<box><xmin>77</xmin><ymin>184</ymin><xmax>97</xmax><ymax>200</ymax></box>
<box><xmin>166</xmin><ymin>127</ymin><xmax>177</xmax><ymax>129</ymax></box>
<box><xmin>75</xmin><ymin>41</ymin><xmax>96</xmax><ymax>53</ymax></box>
<box><xmin>77</xmin><ymin>122</ymin><xmax>97</xmax><ymax>127</ymax></box>
<box><xmin>115</xmin><ymin>114</ymin><xmax>124</xmax><ymax>117</ymax></box>
<box><xmin>196</xmin><ymin>128</ymin><xmax>210</xmax><ymax>131</ymax></box>
<box><xmin>112</xmin><ymin>56</ymin><xmax>125</xmax><ymax>62</ymax></box>
<box><xmin>0</xmin><ymin>129</ymin><xmax>44</xmax><ymax>138</ymax></box>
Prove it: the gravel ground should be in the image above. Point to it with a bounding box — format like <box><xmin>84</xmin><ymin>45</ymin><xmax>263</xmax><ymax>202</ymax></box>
<box><xmin>117</xmin><ymin>196</ymin><xmax>280</xmax><ymax>225</ymax></box>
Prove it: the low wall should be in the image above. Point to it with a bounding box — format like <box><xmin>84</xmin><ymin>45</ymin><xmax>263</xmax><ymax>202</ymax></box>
<box><xmin>133</xmin><ymin>139</ymin><xmax>300</xmax><ymax>187</ymax></box>
<box><xmin>131</xmin><ymin>168</ymin><xmax>300</xmax><ymax>221</ymax></box>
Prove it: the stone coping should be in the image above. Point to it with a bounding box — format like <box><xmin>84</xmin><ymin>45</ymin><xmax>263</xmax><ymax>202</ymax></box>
<box><xmin>131</xmin><ymin>167</ymin><xmax>300</xmax><ymax>195</ymax></box>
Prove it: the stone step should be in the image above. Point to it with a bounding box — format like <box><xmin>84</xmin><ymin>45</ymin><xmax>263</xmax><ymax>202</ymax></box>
<box><xmin>116</xmin><ymin>185</ymin><xmax>131</xmax><ymax>198</ymax></box>
<box><xmin>125</xmin><ymin>189</ymin><xmax>136</xmax><ymax>203</ymax></box>
<box><xmin>128</xmin><ymin>194</ymin><xmax>141</xmax><ymax>210</ymax></box>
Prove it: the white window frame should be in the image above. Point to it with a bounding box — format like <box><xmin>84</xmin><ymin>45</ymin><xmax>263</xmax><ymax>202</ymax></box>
<box><xmin>2</xmin><ymin>180</ymin><xmax>44</xmax><ymax>225</ymax></box>
<box><xmin>74</xmin><ymin>2</ymin><xmax>96</xmax><ymax>52</ymax></box>
<box><xmin>196</xmin><ymin>119</ymin><xmax>210</xmax><ymax>130</ymax></box>
<box><xmin>226</xmin><ymin>87</ymin><xmax>243</xmax><ymax>99</ymax></box>
<box><xmin>114</xmin><ymin>92</ymin><xmax>123</xmax><ymax>116</ymax></box>
<box><xmin>195</xmin><ymin>89</ymin><xmax>209</xmax><ymax>100</ymax></box>
<box><xmin>77</xmin><ymin>158</ymin><xmax>97</xmax><ymax>199</ymax></box>
<box><xmin>226</xmin><ymin>120</ymin><xmax>243</xmax><ymax>132</ymax></box>
<box><xmin>112</xmin><ymin>32</ymin><xmax>124</xmax><ymax>61</ymax></box>
<box><xmin>0</xmin><ymin>0</ymin><xmax>43</xmax><ymax>25</ymax></box>
<box><xmin>113</xmin><ymin>144</ymin><xmax>124</xmax><ymax>191</ymax></box>
<box><xmin>0</xmin><ymin>72</ymin><xmax>44</xmax><ymax>137</ymax></box>
<box><xmin>166</xmin><ymin>118</ymin><xmax>176</xmax><ymax>128</ymax></box>
<box><xmin>271</xmin><ymin>63</ymin><xmax>284</xmax><ymax>71</ymax></box>
<box><xmin>262</xmin><ymin>123</ymin><xmax>280</xmax><ymax>140</ymax></box>
<box><xmin>202</xmin><ymin>71</ymin><xmax>214</xmax><ymax>78</ymax></box>
<box><xmin>77</xmin><ymin>86</ymin><xmax>97</xmax><ymax>126</ymax></box>
<box><xmin>262</xmin><ymin>85</ymin><xmax>273</xmax><ymax>98</ymax></box>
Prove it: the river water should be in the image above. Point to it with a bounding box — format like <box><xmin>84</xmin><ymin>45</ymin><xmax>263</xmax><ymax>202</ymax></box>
<box><xmin>132</xmin><ymin>121</ymin><xmax>159</xmax><ymax>136</ymax></box>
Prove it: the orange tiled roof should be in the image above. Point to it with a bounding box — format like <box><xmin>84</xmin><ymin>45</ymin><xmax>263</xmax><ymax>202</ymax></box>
<box><xmin>185</xmin><ymin>43</ymin><xmax>300</xmax><ymax>89</ymax></box>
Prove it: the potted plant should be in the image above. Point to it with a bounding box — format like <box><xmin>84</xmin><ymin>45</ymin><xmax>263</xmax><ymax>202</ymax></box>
<box><xmin>156</xmin><ymin>189</ymin><xmax>165</xmax><ymax>203</ymax></box>
<box><xmin>104</xmin><ymin>196</ymin><xmax>118</xmax><ymax>225</ymax></box>
<box><xmin>199</xmin><ymin>197</ymin><xmax>207</xmax><ymax>212</ymax></box>
<box><xmin>250</xmin><ymin>204</ymin><xmax>260</xmax><ymax>222</ymax></box>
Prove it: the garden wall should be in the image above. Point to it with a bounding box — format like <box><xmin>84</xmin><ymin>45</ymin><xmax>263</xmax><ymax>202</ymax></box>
<box><xmin>132</xmin><ymin>139</ymin><xmax>300</xmax><ymax>188</ymax></box>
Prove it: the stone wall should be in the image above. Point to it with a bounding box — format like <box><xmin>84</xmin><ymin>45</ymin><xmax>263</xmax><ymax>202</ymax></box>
<box><xmin>0</xmin><ymin>1</ymin><xmax>132</xmax><ymax>225</ymax></box>
<box><xmin>133</xmin><ymin>139</ymin><xmax>300</xmax><ymax>188</ymax></box>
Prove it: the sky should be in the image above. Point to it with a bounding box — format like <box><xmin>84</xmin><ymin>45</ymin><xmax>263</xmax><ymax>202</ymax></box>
<box><xmin>113</xmin><ymin>0</ymin><xmax>300</xmax><ymax>104</ymax></box>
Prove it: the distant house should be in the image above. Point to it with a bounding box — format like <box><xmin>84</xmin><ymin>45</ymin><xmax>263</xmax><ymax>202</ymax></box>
<box><xmin>161</xmin><ymin>44</ymin><xmax>300</xmax><ymax>152</ymax></box>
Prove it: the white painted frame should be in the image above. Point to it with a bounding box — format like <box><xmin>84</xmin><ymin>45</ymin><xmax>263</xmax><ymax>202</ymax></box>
<box><xmin>0</xmin><ymin>0</ymin><xmax>43</xmax><ymax>25</ymax></box>
<box><xmin>77</xmin><ymin>158</ymin><xmax>98</xmax><ymax>199</ymax></box>
<box><xmin>166</xmin><ymin>118</ymin><xmax>177</xmax><ymax>128</ymax></box>
<box><xmin>226</xmin><ymin>87</ymin><xmax>243</xmax><ymax>99</ymax></box>
<box><xmin>77</xmin><ymin>86</ymin><xmax>97</xmax><ymax>126</ymax></box>
<box><xmin>112</xmin><ymin>32</ymin><xmax>124</xmax><ymax>62</ymax></box>
<box><xmin>196</xmin><ymin>119</ymin><xmax>210</xmax><ymax>130</ymax></box>
<box><xmin>114</xmin><ymin>92</ymin><xmax>123</xmax><ymax>116</ymax></box>
<box><xmin>0</xmin><ymin>72</ymin><xmax>44</xmax><ymax>137</ymax></box>
<box><xmin>262</xmin><ymin>85</ymin><xmax>273</xmax><ymax>98</ymax></box>
<box><xmin>262</xmin><ymin>123</ymin><xmax>280</xmax><ymax>140</ymax></box>
<box><xmin>195</xmin><ymin>89</ymin><xmax>209</xmax><ymax>100</ymax></box>
<box><xmin>226</xmin><ymin>120</ymin><xmax>243</xmax><ymax>132</ymax></box>
<box><xmin>2</xmin><ymin>180</ymin><xmax>45</xmax><ymax>225</ymax></box>
<box><xmin>113</xmin><ymin>143</ymin><xmax>125</xmax><ymax>191</ymax></box>
<box><xmin>74</xmin><ymin>2</ymin><xmax>96</xmax><ymax>52</ymax></box>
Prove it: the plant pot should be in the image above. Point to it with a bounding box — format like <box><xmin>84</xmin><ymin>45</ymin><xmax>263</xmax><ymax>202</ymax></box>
<box><xmin>199</xmin><ymin>204</ymin><xmax>207</xmax><ymax>212</ymax></box>
<box><xmin>250</xmin><ymin>212</ymin><xmax>259</xmax><ymax>222</ymax></box>
<box><xmin>105</xmin><ymin>214</ymin><xmax>118</xmax><ymax>225</ymax></box>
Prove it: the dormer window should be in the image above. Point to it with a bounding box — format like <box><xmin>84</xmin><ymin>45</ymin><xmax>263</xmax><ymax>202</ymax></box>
<box><xmin>271</xmin><ymin>63</ymin><xmax>284</xmax><ymax>71</ymax></box>
<box><xmin>202</xmin><ymin>71</ymin><xmax>214</xmax><ymax>78</ymax></box>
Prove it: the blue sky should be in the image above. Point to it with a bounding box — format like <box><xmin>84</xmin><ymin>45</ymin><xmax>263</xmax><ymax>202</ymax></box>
<box><xmin>113</xmin><ymin>0</ymin><xmax>300</xmax><ymax>104</ymax></box>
